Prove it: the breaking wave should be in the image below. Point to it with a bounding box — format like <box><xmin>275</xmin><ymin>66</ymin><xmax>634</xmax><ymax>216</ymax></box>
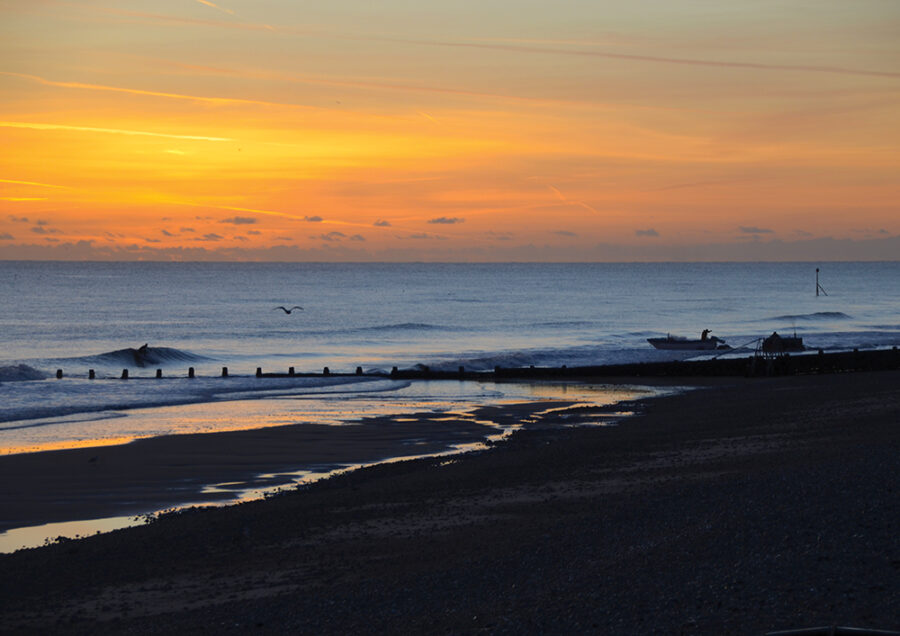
<box><xmin>0</xmin><ymin>364</ymin><xmax>49</xmax><ymax>382</ymax></box>
<box><xmin>79</xmin><ymin>345</ymin><xmax>209</xmax><ymax>368</ymax></box>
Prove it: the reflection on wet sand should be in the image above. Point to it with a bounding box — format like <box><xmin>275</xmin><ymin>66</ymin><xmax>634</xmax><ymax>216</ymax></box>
<box><xmin>0</xmin><ymin>381</ymin><xmax>658</xmax><ymax>552</ymax></box>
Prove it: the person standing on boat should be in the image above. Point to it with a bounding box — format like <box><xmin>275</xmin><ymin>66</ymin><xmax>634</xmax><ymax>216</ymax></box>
<box><xmin>701</xmin><ymin>329</ymin><xmax>710</xmax><ymax>341</ymax></box>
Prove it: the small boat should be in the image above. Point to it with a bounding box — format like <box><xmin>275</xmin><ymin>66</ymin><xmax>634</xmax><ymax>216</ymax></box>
<box><xmin>648</xmin><ymin>330</ymin><xmax>729</xmax><ymax>351</ymax></box>
<box><xmin>761</xmin><ymin>331</ymin><xmax>804</xmax><ymax>354</ymax></box>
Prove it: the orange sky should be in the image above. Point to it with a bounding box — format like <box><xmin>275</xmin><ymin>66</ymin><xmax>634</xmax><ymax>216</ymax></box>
<box><xmin>1</xmin><ymin>1</ymin><xmax>898</xmax><ymax>261</ymax></box>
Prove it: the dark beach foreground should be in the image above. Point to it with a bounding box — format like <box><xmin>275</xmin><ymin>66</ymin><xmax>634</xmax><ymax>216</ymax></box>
<box><xmin>1</xmin><ymin>371</ymin><xmax>898</xmax><ymax>634</ymax></box>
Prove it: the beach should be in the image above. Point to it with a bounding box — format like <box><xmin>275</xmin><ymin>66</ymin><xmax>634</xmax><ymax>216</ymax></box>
<box><xmin>1</xmin><ymin>370</ymin><xmax>898</xmax><ymax>634</ymax></box>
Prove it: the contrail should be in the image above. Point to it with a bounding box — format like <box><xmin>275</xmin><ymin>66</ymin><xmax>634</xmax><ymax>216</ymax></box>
<box><xmin>0</xmin><ymin>178</ymin><xmax>69</xmax><ymax>189</ymax></box>
<box><xmin>384</xmin><ymin>36</ymin><xmax>900</xmax><ymax>80</ymax></box>
<box><xmin>68</xmin><ymin>5</ymin><xmax>900</xmax><ymax>80</ymax></box>
<box><xmin>0</xmin><ymin>121</ymin><xmax>232</xmax><ymax>142</ymax></box>
<box><xmin>1</xmin><ymin>72</ymin><xmax>322</xmax><ymax>111</ymax></box>
<box><xmin>194</xmin><ymin>0</ymin><xmax>235</xmax><ymax>16</ymax></box>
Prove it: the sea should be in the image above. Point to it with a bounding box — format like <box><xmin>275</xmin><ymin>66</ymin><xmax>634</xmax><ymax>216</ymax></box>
<box><xmin>1</xmin><ymin>261</ymin><xmax>898</xmax><ymax>548</ymax></box>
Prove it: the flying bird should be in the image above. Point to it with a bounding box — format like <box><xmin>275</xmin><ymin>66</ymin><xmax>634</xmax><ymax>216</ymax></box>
<box><xmin>274</xmin><ymin>305</ymin><xmax>304</xmax><ymax>314</ymax></box>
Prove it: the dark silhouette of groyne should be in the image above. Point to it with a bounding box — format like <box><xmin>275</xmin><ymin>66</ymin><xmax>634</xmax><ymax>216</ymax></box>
<box><xmin>53</xmin><ymin>348</ymin><xmax>900</xmax><ymax>381</ymax></box>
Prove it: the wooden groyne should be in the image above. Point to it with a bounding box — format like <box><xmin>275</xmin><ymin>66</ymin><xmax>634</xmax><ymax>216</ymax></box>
<box><xmin>52</xmin><ymin>348</ymin><xmax>900</xmax><ymax>382</ymax></box>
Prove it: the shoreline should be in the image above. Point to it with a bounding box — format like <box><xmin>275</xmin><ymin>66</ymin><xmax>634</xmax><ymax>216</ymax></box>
<box><xmin>0</xmin><ymin>381</ymin><xmax>653</xmax><ymax>541</ymax></box>
<box><xmin>2</xmin><ymin>370</ymin><xmax>898</xmax><ymax>633</ymax></box>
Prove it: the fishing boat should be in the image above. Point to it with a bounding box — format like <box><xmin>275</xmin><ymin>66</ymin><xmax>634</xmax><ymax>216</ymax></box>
<box><xmin>647</xmin><ymin>330</ymin><xmax>729</xmax><ymax>351</ymax></box>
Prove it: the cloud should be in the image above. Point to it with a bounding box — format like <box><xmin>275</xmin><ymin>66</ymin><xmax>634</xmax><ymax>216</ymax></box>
<box><xmin>374</xmin><ymin>219</ymin><xmax>392</xmax><ymax>227</ymax></box>
<box><xmin>878</xmin><ymin>229</ymin><xmax>890</xmax><ymax>235</ymax></box>
<box><xmin>0</xmin><ymin>232</ymin><xmax>13</xmax><ymax>240</ymax></box>
<box><xmin>9</xmin><ymin>216</ymin><xmax>29</xmax><ymax>223</ymax></box>
<box><xmin>428</xmin><ymin>216</ymin><xmax>465</xmax><ymax>225</ymax></box>
<box><xmin>31</xmin><ymin>225</ymin><xmax>62</xmax><ymax>235</ymax></box>
<box><xmin>317</xmin><ymin>231</ymin><xmax>347</xmax><ymax>242</ymax></box>
<box><xmin>636</xmin><ymin>228</ymin><xmax>660</xmax><ymax>237</ymax></box>
<box><xmin>404</xmin><ymin>232</ymin><xmax>447</xmax><ymax>240</ymax></box>
<box><xmin>195</xmin><ymin>233</ymin><xmax>223</xmax><ymax>241</ymax></box>
<box><xmin>350</xmin><ymin>234</ymin><xmax>366</xmax><ymax>241</ymax></box>
<box><xmin>44</xmin><ymin>237</ymin><xmax>60</xmax><ymax>243</ymax></box>
<box><xmin>275</xmin><ymin>236</ymin><xmax>294</xmax><ymax>241</ymax></box>
<box><xmin>554</xmin><ymin>230</ymin><xmax>577</xmax><ymax>237</ymax></box>
<box><xmin>161</xmin><ymin>229</ymin><xmax>176</xmax><ymax>237</ymax></box>
<box><xmin>739</xmin><ymin>226</ymin><xmax>774</xmax><ymax>234</ymax></box>
<box><xmin>247</xmin><ymin>230</ymin><xmax>261</xmax><ymax>235</ymax></box>
<box><xmin>220</xmin><ymin>216</ymin><xmax>257</xmax><ymax>225</ymax></box>
<box><xmin>304</xmin><ymin>215</ymin><xmax>323</xmax><ymax>223</ymax></box>
<box><xmin>234</xmin><ymin>235</ymin><xmax>248</xmax><ymax>241</ymax></box>
<box><xmin>180</xmin><ymin>227</ymin><xmax>195</xmax><ymax>232</ymax></box>
<box><xmin>144</xmin><ymin>238</ymin><xmax>161</xmax><ymax>243</ymax></box>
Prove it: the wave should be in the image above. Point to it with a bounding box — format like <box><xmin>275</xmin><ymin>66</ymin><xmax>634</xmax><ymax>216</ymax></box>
<box><xmin>766</xmin><ymin>312</ymin><xmax>852</xmax><ymax>322</ymax></box>
<box><xmin>78</xmin><ymin>345</ymin><xmax>209</xmax><ymax>368</ymax></box>
<box><xmin>529</xmin><ymin>321</ymin><xmax>597</xmax><ymax>329</ymax></box>
<box><xmin>0</xmin><ymin>364</ymin><xmax>49</xmax><ymax>382</ymax></box>
<box><xmin>420</xmin><ymin>344</ymin><xmax>700</xmax><ymax>373</ymax></box>
<box><xmin>303</xmin><ymin>323</ymin><xmax>461</xmax><ymax>338</ymax></box>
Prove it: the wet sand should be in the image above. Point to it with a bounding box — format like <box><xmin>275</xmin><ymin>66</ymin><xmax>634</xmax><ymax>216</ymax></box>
<box><xmin>0</xmin><ymin>399</ymin><xmax>591</xmax><ymax>532</ymax></box>
<box><xmin>1</xmin><ymin>371</ymin><xmax>898</xmax><ymax>634</ymax></box>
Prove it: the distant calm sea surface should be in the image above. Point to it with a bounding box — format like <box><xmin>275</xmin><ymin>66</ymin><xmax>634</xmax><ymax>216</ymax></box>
<box><xmin>1</xmin><ymin>261</ymin><xmax>898</xmax><ymax>450</ymax></box>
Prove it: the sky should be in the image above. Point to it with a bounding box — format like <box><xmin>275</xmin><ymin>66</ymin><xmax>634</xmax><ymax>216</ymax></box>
<box><xmin>1</xmin><ymin>0</ymin><xmax>898</xmax><ymax>261</ymax></box>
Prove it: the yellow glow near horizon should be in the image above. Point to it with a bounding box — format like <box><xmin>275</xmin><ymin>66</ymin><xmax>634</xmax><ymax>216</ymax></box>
<box><xmin>1</xmin><ymin>1</ymin><xmax>898</xmax><ymax>260</ymax></box>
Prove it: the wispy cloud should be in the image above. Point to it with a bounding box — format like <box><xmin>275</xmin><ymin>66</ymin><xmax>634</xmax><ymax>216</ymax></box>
<box><xmin>31</xmin><ymin>225</ymin><xmax>62</xmax><ymax>235</ymax></box>
<box><xmin>316</xmin><ymin>231</ymin><xmax>346</xmax><ymax>241</ymax></box>
<box><xmin>0</xmin><ymin>121</ymin><xmax>231</xmax><ymax>142</ymax></box>
<box><xmin>428</xmin><ymin>217</ymin><xmax>465</xmax><ymax>224</ymax></box>
<box><xmin>0</xmin><ymin>197</ymin><xmax>47</xmax><ymax>201</ymax></box>
<box><xmin>220</xmin><ymin>216</ymin><xmax>257</xmax><ymax>225</ymax></box>
<box><xmin>374</xmin><ymin>220</ymin><xmax>392</xmax><ymax>227</ymax></box>
<box><xmin>739</xmin><ymin>226</ymin><xmax>774</xmax><ymax>234</ymax></box>
<box><xmin>0</xmin><ymin>233</ymin><xmax>13</xmax><ymax>240</ymax></box>
<box><xmin>554</xmin><ymin>230</ymin><xmax>577</xmax><ymax>237</ymax></box>
<box><xmin>403</xmin><ymin>232</ymin><xmax>446</xmax><ymax>240</ymax></box>
<box><xmin>636</xmin><ymin>228</ymin><xmax>660</xmax><ymax>237</ymax></box>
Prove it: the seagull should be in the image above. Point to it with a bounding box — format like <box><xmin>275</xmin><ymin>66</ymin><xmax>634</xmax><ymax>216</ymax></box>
<box><xmin>274</xmin><ymin>305</ymin><xmax>304</xmax><ymax>314</ymax></box>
